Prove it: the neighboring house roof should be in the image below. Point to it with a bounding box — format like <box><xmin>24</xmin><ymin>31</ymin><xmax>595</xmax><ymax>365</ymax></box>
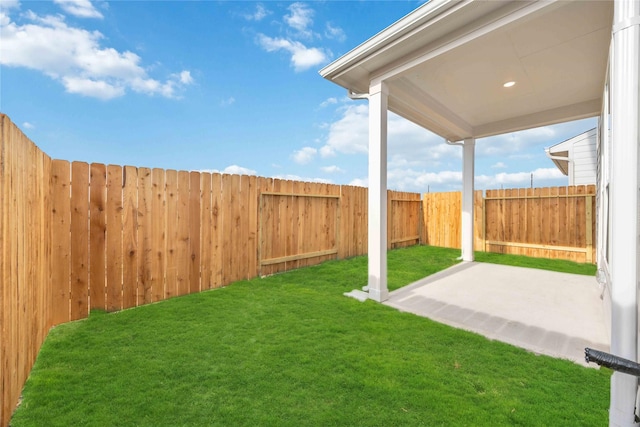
<box><xmin>320</xmin><ymin>0</ymin><xmax>612</xmax><ymax>141</ymax></box>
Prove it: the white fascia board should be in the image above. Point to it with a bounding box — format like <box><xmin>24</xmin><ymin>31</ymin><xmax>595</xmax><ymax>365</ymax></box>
<box><xmin>318</xmin><ymin>0</ymin><xmax>458</xmax><ymax>81</ymax></box>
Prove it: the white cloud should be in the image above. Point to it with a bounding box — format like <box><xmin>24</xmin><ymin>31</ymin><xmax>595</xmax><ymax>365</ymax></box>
<box><xmin>256</xmin><ymin>34</ymin><xmax>329</xmax><ymax>72</ymax></box>
<box><xmin>478</xmin><ymin>126</ymin><xmax>556</xmax><ymax>157</ymax></box>
<box><xmin>476</xmin><ymin>167</ymin><xmax>565</xmax><ymax>189</ymax></box>
<box><xmin>324</xmin><ymin>22</ymin><xmax>345</xmax><ymax>42</ymax></box>
<box><xmin>320</xmin><ymin>103</ymin><xmax>369</xmax><ymax>157</ymax></box>
<box><xmin>320</xmin><ymin>165</ymin><xmax>344</xmax><ymax>174</ymax></box>
<box><xmin>319</xmin><ymin>97</ymin><xmax>337</xmax><ymax>108</ymax></box>
<box><xmin>291</xmin><ymin>146</ymin><xmax>317</xmax><ymax>164</ymax></box>
<box><xmin>386</xmin><ymin>167</ymin><xmax>566</xmax><ymax>193</ymax></box>
<box><xmin>243</xmin><ymin>3</ymin><xmax>270</xmax><ymax>21</ymax></box>
<box><xmin>53</xmin><ymin>0</ymin><xmax>103</xmax><ymax>19</ymax></box>
<box><xmin>223</xmin><ymin>165</ymin><xmax>257</xmax><ymax>176</ymax></box>
<box><xmin>0</xmin><ymin>0</ymin><xmax>19</xmax><ymax>11</ymax></box>
<box><xmin>22</xmin><ymin>121</ymin><xmax>34</xmax><ymax>129</ymax></box>
<box><xmin>349</xmin><ymin>177</ymin><xmax>367</xmax><ymax>187</ymax></box>
<box><xmin>0</xmin><ymin>9</ymin><xmax>193</xmax><ymax>99</ymax></box>
<box><xmin>174</xmin><ymin>70</ymin><xmax>193</xmax><ymax>85</ymax></box>
<box><xmin>388</xmin><ymin>169</ymin><xmax>463</xmax><ymax>192</ymax></box>
<box><xmin>62</xmin><ymin>76</ymin><xmax>124</xmax><ymax>99</ymax></box>
<box><xmin>319</xmin><ymin>102</ymin><xmax>449</xmax><ymax>163</ymax></box>
<box><xmin>491</xmin><ymin>162</ymin><xmax>507</xmax><ymax>169</ymax></box>
<box><xmin>284</xmin><ymin>2</ymin><xmax>314</xmax><ymax>38</ymax></box>
<box><xmin>220</xmin><ymin>96</ymin><xmax>235</xmax><ymax>107</ymax></box>
<box><xmin>199</xmin><ymin>165</ymin><xmax>257</xmax><ymax>176</ymax></box>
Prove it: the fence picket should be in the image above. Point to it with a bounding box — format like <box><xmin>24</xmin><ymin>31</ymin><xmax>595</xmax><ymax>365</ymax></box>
<box><xmin>151</xmin><ymin>169</ymin><xmax>166</xmax><ymax>302</ymax></box>
<box><xmin>189</xmin><ymin>171</ymin><xmax>201</xmax><ymax>293</ymax></box>
<box><xmin>50</xmin><ymin>160</ymin><xmax>71</xmax><ymax>324</ymax></box>
<box><xmin>70</xmin><ymin>162</ymin><xmax>90</xmax><ymax>320</ymax></box>
<box><xmin>165</xmin><ymin>170</ymin><xmax>178</xmax><ymax>299</ymax></box>
<box><xmin>138</xmin><ymin>167</ymin><xmax>152</xmax><ymax>304</ymax></box>
<box><xmin>106</xmin><ymin>165</ymin><xmax>123</xmax><ymax>312</ymax></box>
<box><xmin>122</xmin><ymin>166</ymin><xmax>138</xmax><ymax>309</ymax></box>
<box><xmin>89</xmin><ymin>163</ymin><xmax>107</xmax><ymax>310</ymax></box>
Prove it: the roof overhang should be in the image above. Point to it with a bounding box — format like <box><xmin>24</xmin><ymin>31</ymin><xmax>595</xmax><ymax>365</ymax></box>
<box><xmin>320</xmin><ymin>0</ymin><xmax>613</xmax><ymax>142</ymax></box>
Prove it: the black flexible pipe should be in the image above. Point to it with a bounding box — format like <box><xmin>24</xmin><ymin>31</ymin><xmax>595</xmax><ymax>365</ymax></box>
<box><xmin>585</xmin><ymin>347</ymin><xmax>640</xmax><ymax>377</ymax></box>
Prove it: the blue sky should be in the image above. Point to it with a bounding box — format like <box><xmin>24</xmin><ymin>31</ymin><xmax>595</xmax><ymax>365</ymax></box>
<box><xmin>1</xmin><ymin>0</ymin><xmax>596</xmax><ymax>192</ymax></box>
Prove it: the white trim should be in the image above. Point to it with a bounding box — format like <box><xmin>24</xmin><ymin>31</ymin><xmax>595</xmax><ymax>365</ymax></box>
<box><xmin>367</xmin><ymin>82</ymin><xmax>389</xmax><ymax>303</ymax></box>
<box><xmin>319</xmin><ymin>0</ymin><xmax>459</xmax><ymax>80</ymax></box>
<box><xmin>608</xmin><ymin>1</ymin><xmax>640</xmax><ymax>424</ymax></box>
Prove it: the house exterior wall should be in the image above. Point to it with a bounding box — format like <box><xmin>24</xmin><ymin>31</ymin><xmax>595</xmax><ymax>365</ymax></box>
<box><xmin>571</xmin><ymin>129</ymin><xmax>598</xmax><ymax>185</ymax></box>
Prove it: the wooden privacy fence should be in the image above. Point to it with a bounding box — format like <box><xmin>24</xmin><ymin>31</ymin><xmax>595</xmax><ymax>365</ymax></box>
<box><xmin>423</xmin><ymin>185</ymin><xmax>597</xmax><ymax>263</ymax></box>
<box><xmin>1</xmin><ymin>116</ymin><xmax>53</xmax><ymax>427</ymax></box>
<box><xmin>50</xmin><ymin>165</ymin><xmax>420</xmax><ymax>323</ymax></box>
<box><xmin>1</xmin><ymin>114</ymin><xmax>422</xmax><ymax>427</ymax></box>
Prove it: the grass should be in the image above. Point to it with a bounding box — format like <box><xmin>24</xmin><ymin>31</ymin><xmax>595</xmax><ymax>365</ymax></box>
<box><xmin>11</xmin><ymin>246</ymin><xmax>608</xmax><ymax>426</ymax></box>
<box><xmin>474</xmin><ymin>251</ymin><xmax>597</xmax><ymax>276</ymax></box>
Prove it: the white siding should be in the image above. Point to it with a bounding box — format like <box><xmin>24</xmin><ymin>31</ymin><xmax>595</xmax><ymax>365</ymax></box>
<box><xmin>571</xmin><ymin>129</ymin><xmax>597</xmax><ymax>185</ymax></box>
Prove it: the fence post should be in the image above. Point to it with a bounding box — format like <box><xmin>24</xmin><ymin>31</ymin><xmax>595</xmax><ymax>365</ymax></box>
<box><xmin>586</xmin><ymin>195</ymin><xmax>593</xmax><ymax>263</ymax></box>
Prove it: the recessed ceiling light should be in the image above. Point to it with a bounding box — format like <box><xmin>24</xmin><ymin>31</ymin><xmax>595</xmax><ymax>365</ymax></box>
<box><xmin>503</xmin><ymin>81</ymin><xmax>516</xmax><ymax>88</ymax></box>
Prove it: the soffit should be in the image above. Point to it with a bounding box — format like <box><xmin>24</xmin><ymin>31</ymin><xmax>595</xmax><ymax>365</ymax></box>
<box><xmin>320</xmin><ymin>0</ymin><xmax>613</xmax><ymax>142</ymax></box>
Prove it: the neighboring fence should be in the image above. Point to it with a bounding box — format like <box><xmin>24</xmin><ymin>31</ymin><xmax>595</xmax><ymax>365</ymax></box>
<box><xmin>0</xmin><ymin>114</ymin><xmax>422</xmax><ymax>426</ymax></box>
<box><xmin>423</xmin><ymin>186</ymin><xmax>596</xmax><ymax>263</ymax></box>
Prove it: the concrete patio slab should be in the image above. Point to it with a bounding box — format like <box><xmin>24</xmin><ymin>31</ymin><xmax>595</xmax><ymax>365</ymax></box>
<box><xmin>383</xmin><ymin>262</ymin><xmax>609</xmax><ymax>367</ymax></box>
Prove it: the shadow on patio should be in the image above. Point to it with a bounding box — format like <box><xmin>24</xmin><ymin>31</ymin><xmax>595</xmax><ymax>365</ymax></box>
<box><xmin>384</xmin><ymin>262</ymin><xmax>609</xmax><ymax>367</ymax></box>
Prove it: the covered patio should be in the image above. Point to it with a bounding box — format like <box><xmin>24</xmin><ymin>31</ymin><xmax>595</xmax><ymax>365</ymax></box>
<box><xmin>384</xmin><ymin>262</ymin><xmax>609</xmax><ymax>367</ymax></box>
<box><xmin>321</xmin><ymin>0</ymin><xmax>640</xmax><ymax>425</ymax></box>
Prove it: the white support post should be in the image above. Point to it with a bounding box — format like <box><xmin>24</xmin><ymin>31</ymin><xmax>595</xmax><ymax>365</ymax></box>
<box><xmin>461</xmin><ymin>138</ymin><xmax>475</xmax><ymax>262</ymax></box>
<box><xmin>367</xmin><ymin>81</ymin><xmax>389</xmax><ymax>302</ymax></box>
<box><xmin>609</xmin><ymin>1</ymin><xmax>640</xmax><ymax>426</ymax></box>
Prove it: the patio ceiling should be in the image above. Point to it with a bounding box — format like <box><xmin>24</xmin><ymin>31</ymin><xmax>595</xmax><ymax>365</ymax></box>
<box><xmin>320</xmin><ymin>0</ymin><xmax>613</xmax><ymax>142</ymax></box>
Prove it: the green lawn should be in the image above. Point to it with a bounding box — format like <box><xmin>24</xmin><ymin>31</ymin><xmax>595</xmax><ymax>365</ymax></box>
<box><xmin>11</xmin><ymin>246</ymin><xmax>608</xmax><ymax>426</ymax></box>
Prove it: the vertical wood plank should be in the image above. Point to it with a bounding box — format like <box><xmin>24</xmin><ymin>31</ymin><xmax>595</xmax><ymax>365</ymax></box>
<box><xmin>151</xmin><ymin>169</ymin><xmax>166</xmax><ymax>302</ymax></box>
<box><xmin>165</xmin><ymin>170</ymin><xmax>178</xmax><ymax>299</ymax></box>
<box><xmin>211</xmin><ymin>173</ymin><xmax>223</xmax><ymax>287</ymax></box>
<box><xmin>137</xmin><ymin>167</ymin><xmax>152</xmax><ymax>305</ymax></box>
<box><xmin>89</xmin><ymin>163</ymin><xmax>107</xmax><ymax>311</ymax></box>
<box><xmin>50</xmin><ymin>160</ymin><xmax>71</xmax><ymax>325</ymax></box>
<box><xmin>106</xmin><ymin>165</ymin><xmax>123</xmax><ymax>312</ymax></box>
<box><xmin>176</xmin><ymin>171</ymin><xmax>190</xmax><ymax>296</ymax></box>
<box><xmin>122</xmin><ymin>166</ymin><xmax>138</xmax><ymax>309</ymax></box>
<box><xmin>247</xmin><ymin>175</ymin><xmax>259</xmax><ymax>279</ymax></box>
<box><xmin>70</xmin><ymin>162</ymin><xmax>89</xmax><ymax>320</ymax></box>
<box><xmin>200</xmin><ymin>172</ymin><xmax>213</xmax><ymax>290</ymax></box>
<box><xmin>229</xmin><ymin>174</ymin><xmax>242</xmax><ymax>281</ymax></box>
<box><xmin>189</xmin><ymin>171</ymin><xmax>201</xmax><ymax>293</ymax></box>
